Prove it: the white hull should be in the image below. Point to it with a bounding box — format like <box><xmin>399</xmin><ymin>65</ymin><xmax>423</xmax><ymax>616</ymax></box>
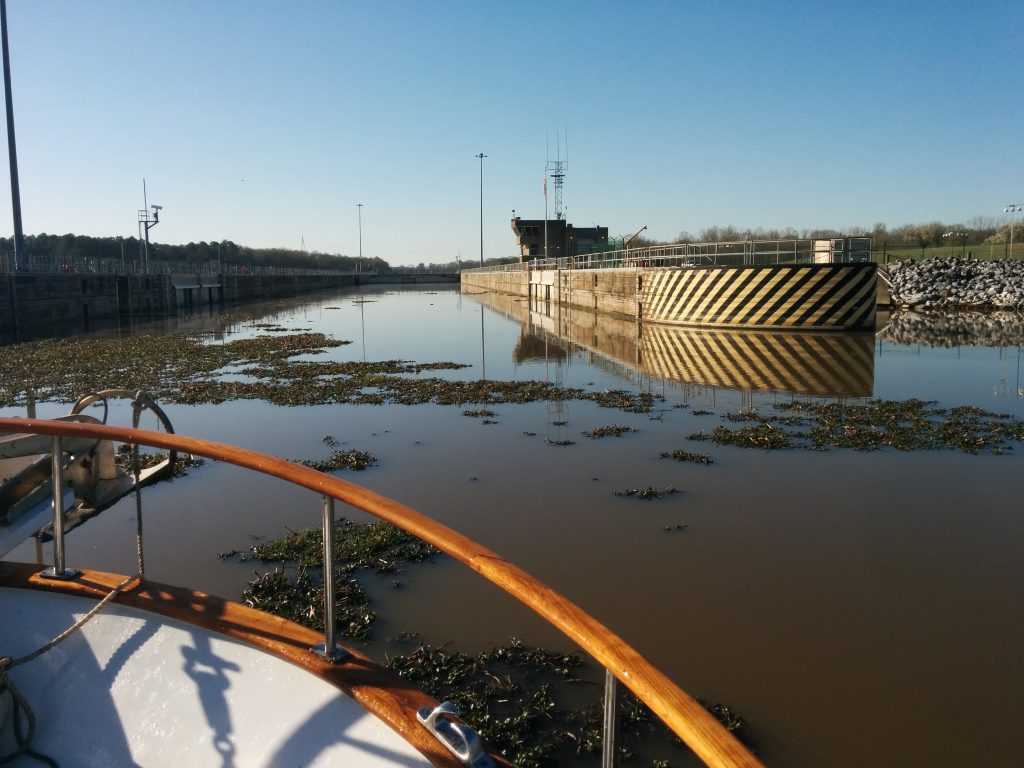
<box><xmin>1</xmin><ymin>584</ymin><xmax>434</xmax><ymax>766</ymax></box>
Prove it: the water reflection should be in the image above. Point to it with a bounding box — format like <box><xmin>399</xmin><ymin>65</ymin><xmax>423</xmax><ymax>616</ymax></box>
<box><xmin>880</xmin><ymin>309</ymin><xmax>1024</xmax><ymax>348</ymax></box>
<box><xmin>480</xmin><ymin>290</ymin><xmax>875</xmax><ymax>398</ymax></box>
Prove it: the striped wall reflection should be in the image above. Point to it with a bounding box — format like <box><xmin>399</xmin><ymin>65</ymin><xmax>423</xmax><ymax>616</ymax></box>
<box><xmin>640</xmin><ymin>263</ymin><xmax>877</xmax><ymax>330</ymax></box>
<box><xmin>639</xmin><ymin>325</ymin><xmax>875</xmax><ymax>397</ymax></box>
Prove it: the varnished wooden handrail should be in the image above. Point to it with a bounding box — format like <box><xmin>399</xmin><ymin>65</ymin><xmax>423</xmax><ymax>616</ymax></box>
<box><xmin>0</xmin><ymin>416</ymin><xmax>764</xmax><ymax>768</ymax></box>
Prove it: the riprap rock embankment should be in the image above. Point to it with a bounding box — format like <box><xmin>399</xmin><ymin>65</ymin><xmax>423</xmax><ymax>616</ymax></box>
<box><xmin>887</xmin><ymin>257</ymin><xmax>1024</xmax><ymax>310</ymax></box>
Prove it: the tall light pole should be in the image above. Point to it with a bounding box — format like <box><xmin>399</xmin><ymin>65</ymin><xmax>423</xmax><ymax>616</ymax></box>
<box><xmin>1</xmin><ymin>0</ymin><xmax>24</xmax><ymax>271</ymax></box>
<box><xmin>356</xmin><ymin>202</ymin><xmax>363</xmax><ymax>273</ymax></box>
<box><xmin>1005</xmin><ymin>204</ymin><xmax>1022</xmax><ymax>260</ymax></box>
<box><xmin>476</xmin><ymin>153</ymin><xmax>486</xmax><ymax>267</ymax></box>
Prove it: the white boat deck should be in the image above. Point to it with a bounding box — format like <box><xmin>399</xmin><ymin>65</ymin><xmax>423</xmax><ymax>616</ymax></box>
<box><xmin>0</xmin><ymin>587</ymin><xmax>433</xmax><ymax>767</ymax></box>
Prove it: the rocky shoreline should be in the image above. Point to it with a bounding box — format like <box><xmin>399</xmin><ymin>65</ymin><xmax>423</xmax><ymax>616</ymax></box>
<box><xmin>885</xmin><ymin>256</ymin><xmax>1024</xmax><ymax>311</ymax></box>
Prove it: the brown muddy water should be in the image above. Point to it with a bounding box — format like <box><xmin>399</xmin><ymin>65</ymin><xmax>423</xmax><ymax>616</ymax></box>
<box><xmin>3</xmin><ymin>285</ymin><xmax>1023</xmax><ymax>767</ymax></box>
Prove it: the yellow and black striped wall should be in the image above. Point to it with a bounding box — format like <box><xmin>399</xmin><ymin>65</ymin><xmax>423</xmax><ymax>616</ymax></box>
<box><xmin>639</xmin><ymin>262</ymin><xmax>877</xmax><ymax>330</ymax></box>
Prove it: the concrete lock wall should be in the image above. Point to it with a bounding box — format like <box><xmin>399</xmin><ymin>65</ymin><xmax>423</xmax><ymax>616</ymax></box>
<box><xmin>460</xmin><ymin>269</ymin><xmax>529</xmax><ymax>299</ymax></box>
<box><xmin>0</xmin><ymin>273</ymin><xmax>357</xmax><ymax>343</ymax></box>
<box><xmin>463</xmin><ymin>263</ymin><xmax>877</xmax><ymax>331</ymax></box>
<box><xmin>462</xmin><ymin>268</ymin><xmax>639</xmax><ymax>319</ymax></box>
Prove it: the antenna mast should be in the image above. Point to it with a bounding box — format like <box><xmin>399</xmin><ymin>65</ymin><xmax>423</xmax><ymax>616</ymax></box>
<box><xmin>137</xmin><ymin>179</ymin><xmax>161</xmax><ymax>274</ymax></box>
<box><xmin>545</xmin><ymin>129</ymin><xmax>567</xmax><ymax>221</ymax></box>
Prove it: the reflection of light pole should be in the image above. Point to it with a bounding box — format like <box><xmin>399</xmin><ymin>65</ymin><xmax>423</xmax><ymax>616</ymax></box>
<box><xmin>1005</xmin><ymin>204</ymin><xmax>1022</xmax><ymax>260</ymax></box>
<box><xmin>476</xmin><ymin>153</ymin><xmax>486</xmax><ymax>267</ymax></box>
<box><xmin>357</xmin><ymin>202</ymin><xmax>363</xmax><ymax>273</ymax></box>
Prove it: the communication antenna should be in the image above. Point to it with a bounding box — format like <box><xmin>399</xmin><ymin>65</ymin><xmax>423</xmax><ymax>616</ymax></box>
<box><xmin>137</xmin><ymin>178</ymin><xmax>161</xmax><ymax>274</ymax></box>
<box><xmin>545</xmin><ymin>128</ymin><xmax>567</xmax><ymax>221</ymax></box>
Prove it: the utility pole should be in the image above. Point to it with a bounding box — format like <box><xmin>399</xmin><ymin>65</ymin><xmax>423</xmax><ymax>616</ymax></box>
<box><xmin>476</xmin><ymin>153</ymin><xmax>486</xmax><ymax>267</ymax></box>
<box><xmin>357</xmin><ymin>202</ymin><xmax>363</xmax><ymax>273</ymax></box>
<box><xmin>137</xmin><ymin>179</ymin><xmax>161</xmax><ymax>274</ymax></box>
<box><xmin>1</xmin><ymin>0</ymin><xmax>24</xmax><ymax>270</ymax></box>
<box><xmin>1003</xmin><ymin>202</ymin><xmax>1019</xmax><ymax>260</ymax></box>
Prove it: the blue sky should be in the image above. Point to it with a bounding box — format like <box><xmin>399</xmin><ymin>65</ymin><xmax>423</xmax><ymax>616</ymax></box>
<box><xmin>1</xmin><ymin>0</ymin><xmax>1021</xmax><ymax>265</ymax></box>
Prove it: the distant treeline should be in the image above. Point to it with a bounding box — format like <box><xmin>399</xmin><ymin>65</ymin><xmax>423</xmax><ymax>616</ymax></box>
<box><xmin>660</xmin><ymin>216</ymin><xmax>1014</xmax><ymax>252</ymax></box>
<box><xmin>0</xmin><ymin>233</ymin><xmax>521</xmax><ymax>273</ymax></box>
<box><xmin>0</xmin><ymin>233</ymin><xmax>391</xmax><ymax>273</ymax></box>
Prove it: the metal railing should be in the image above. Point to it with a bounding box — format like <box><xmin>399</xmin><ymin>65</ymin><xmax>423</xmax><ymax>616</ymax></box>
<box><xmin>0</xmin><ymin>416</ymin><xmax>762</xmax><ymax>768</ymax></box>
<box><xmin>466</xmin><ymin>237</ymin><xmax>873</xmax><ymax>274</ymax></box>
<box><xmin>1</xmin><ymin>255</ymin><xmax>357</xmax><ymax>277</ymax></box>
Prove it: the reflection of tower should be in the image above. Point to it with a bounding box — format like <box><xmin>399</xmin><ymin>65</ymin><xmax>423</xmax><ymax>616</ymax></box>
<box><xmin>995</xmin><ymin>345</ymin><xmax>1023</xmax><ymax>399</ymax></box>
<box><xmin>545</xmin><ymin>334</ymin><xmax>568</xmax><ymax>440</ymax></box>
<box><xmin>741</xmin><ymin>389</ymin><xmax>754</xmax><ymax>413</ymax></box>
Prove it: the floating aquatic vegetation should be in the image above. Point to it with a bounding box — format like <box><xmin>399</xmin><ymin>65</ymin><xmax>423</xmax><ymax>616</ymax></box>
<box><xmin>246</xmin><ymin>518</ymin><xmax>437</xmax><ymax>572</ymax></box>
<box><xmin>232</xmin><ymin>519</ymin><xmax>438</xmax><ymax>640</ymax></box>
<box><xmin>710</xmin><ymin>423</ymin><xmax>792</xmax><ymax>450</ymax></box>
<box><xmin>0</xmin><ymin>332</ymin><xmax>347</xmax><ymax>406</ymax></box>
<box><xmin>700</xmin><ymin>399</ymin><xmax>1024</xmax><ymax>454</ymax></box>
<box><xmin>613</xmin><ymin>486</ymin><xmax>679</xmax><ymax>500</ymax></box>
<box><xmin>586</xmin><ymin>389</ymin><xmax>658</xmax><ymax>413</ymax></box>
<box><xmin>242</xmin><ymin>568</ymin><xmax>374</xmax><ymax>639</ymax></box>
<box><xmin>387</xmin><ymin>639</ymin><xmax>579</xmax><ymax>767</ymax></box>
<box><xmin>411</xmin><ymin>361</ymin><xmax>472</xmax><ymax>372</ymax></box>
<box><xmin>386</xmin><ymin>638</ymin><xmax>746</xmax><ymax>767</ymax></box>
<box><xmin>545</xmin><ymin>438</ymin><xmax>575</xmax><ymax>447</ymax></box>
<box><xmin>0</xmin><ymin>333</ymin><xmax>659</xmax><ymax>414</ymax></box>
<box><xmin>692</xmin><ymin>409</ymin><xmax>713</xmax><ymax>416</ymax></box>
<box><xmin>251</xmin><ymin>324</ymin><xmax>289</xmax><ymax>332</ymax></box>
<box><xmin>724</xmin><ymin>410</ymin><xmax>761</xmax><ymax>422</ymax></box>
<box><xmin>300</xmin><ymin>448</ymin><xmax>377</xmax><ymax>471</ymax></box>
<box><xmin>659</xmin><ymin>449</ymin><xmax>713</xmax><ymax>464</ymax></box>
<box><xmin>698</xmin><ymin>699</ymin><xmax>746</xmax><ymax>733</ymax></box>
<box><xmin>583</xmin><ymin>425</ymin><xmax>636</xmax><ymax>439</ymax></box>
<box><xmin>463</xmin><ymin>408</ymin><xmax>496</xmax><ymax>418</ymax></box>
